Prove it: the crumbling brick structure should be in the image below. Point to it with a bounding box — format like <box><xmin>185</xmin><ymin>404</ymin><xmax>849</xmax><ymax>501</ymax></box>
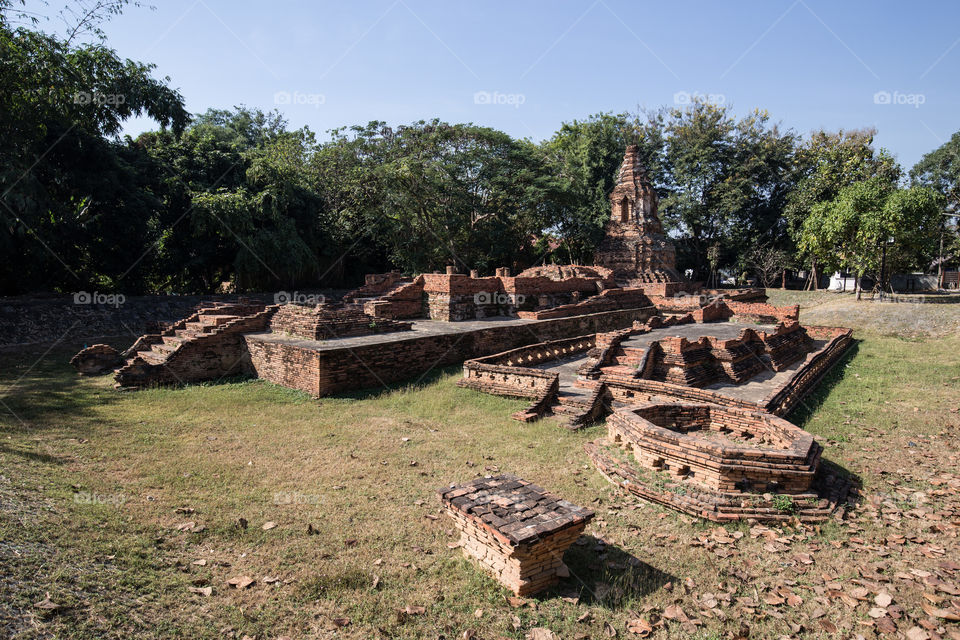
<box><xmin>70</xmin><ymin>344</ymin><xmax>124</xmax><ymax>375</ymax></box>
<box><xmin>588</xmin><ymin>400</ymin><xmax>851</xmax><ymax>522</ymax></box>
<box><xmin>439</xmin><ymin>474</ymin><xmax>593</xmax><ymax>596</ymax></box>
<box><xmin>595</xmin><ymin>145</ymin><xmax>684</xmax><ymax>292</ymax></box>
<box><xmin>269</xmin><ymin>303</ymin><xmax>412</xmax><ymax>340</ymax></box>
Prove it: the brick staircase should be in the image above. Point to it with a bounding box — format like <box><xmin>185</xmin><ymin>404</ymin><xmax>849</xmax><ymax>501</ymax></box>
<box><xmin>115</xmin><ymin>302</ymin><xmax>276</xmax><ymax>388</ymax></box>
<box><xmin>134</xmin><ymin>312</ymin><xmax>241</xmax><ymax>365</ymax></box>
<box><xmin>547</xmin><ymin>383</ymin><xmax>609</xmax><ymax>428</ymax></box>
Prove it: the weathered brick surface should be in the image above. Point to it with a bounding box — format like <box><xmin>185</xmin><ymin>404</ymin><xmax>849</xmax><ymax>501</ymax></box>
<box><xmin>114</xmin><ymin>305</ymin><xmax>278</xmax><ymax>388</ymax></box>
<box><xmin>70</xmin><ymin>343</ymin><xmax>123</xmax><ymax>375</ymax></box>
<box><xmin>439</xmin><ymin>474</ymin><xmax>593</xmax><ymax>595</ymax></box>
<box><xmin>269</xmin><ymin>304</ymin><xmax>412</xmax><ymax>340</ymax></box>
<box><xmin>586</xmin><ymin>440</ymin><xmax>852</xmax><ymax>523</ymax></box>
<box><xmin>607</xmin><ymin>402</ymin><xmax>819</xmax><ymax>493</ymax></box>
<box><xmin>595</xmin><ymin>145</ymin><xmax>682</xmax><ymax>287</ymax></box>
<box><xmin>247</xmin><ymin>307</ymin><xmax>656</xmax><ymax>397</ymax></box>
<box><xmin>517</xmin><ymin>288</ymin><xmax>651</xmax><ymax>320</ymax></box>
<box><xmin>725</xmin><ymin>301</ymin><xmax>799</xmax><ymax>324</ymax></box>
<box><xmin>2</xmin><ymin>294</ymin><xmax>273</xmax><ymax>348</ymax></box>
<box><xmin>342</xmin><ymin>272</ymin><xmax>407</xmax><ymax>302</ymax></box>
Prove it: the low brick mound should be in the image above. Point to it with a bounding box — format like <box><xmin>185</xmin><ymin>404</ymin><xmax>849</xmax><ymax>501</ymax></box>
<box><xmin>588</xmin><ymin>401</ymin><xmax>853</xmax><ymax>522</ymax></box>
<box><xmin>439</xmin><ymin>474</ymin><xmax>594</xmax><ymax>596</ymax></box>
<box><xmin>70</xmin><ymin>343</ymin><xmax>123</xmax><ymax>375</ymax></box>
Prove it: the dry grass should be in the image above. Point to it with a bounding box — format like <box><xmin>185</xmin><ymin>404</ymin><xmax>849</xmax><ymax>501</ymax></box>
<box><xmin>1</xmin><ymin>294</ymin><xmax>959</xmax><ymax>639</ymax></box>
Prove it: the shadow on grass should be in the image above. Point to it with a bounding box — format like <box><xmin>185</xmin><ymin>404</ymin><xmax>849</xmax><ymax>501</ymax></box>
<box><xmin>0</xmin><ymin>342</ymin><xmax>127</xmax><ymax>437</ymax></box>
<box><xmin>327</xmin><ymin>364</ymin><xmax>462</xmax><ymax>401</ymax></box>
<box><xmin>546</xmin><ymin>534</ymin><xmax>675</xmax><ymax>609</ymax></box>
<box><xmin>0</xmin><ymin>442</ymin><xmax>73</xmax><ymax>465</ymax></box>
<box><xmin>787</xmin><ymin>339</ymin><xmax>861</xmax><ymax>430</ymax></box>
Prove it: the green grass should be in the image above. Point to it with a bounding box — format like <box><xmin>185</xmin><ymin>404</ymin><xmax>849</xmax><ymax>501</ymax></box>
<box><xmin>2</xmin><ymin>296</ymin><xmax>960</xmax><ymax>639</ymax></box>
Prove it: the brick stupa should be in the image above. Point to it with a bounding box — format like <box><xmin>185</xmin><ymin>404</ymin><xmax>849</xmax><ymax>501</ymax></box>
<box><xmin>595</xmin><ymin>145</ymin><xmax>683</xmax><ymax>294</ymax></box>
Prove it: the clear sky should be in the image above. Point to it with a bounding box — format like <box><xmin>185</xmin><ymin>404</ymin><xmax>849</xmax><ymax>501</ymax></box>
<box><xmin>38</xmin><ymin>0</ymin><xmax>960</xmax><ymax>170</ymax></box>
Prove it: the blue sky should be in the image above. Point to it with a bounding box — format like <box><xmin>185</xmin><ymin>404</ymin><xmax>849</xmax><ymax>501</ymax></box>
<box><xmin>38</xmin><ymin>0</ymin><xmax>960</xmax><ymax>170</ymax></box>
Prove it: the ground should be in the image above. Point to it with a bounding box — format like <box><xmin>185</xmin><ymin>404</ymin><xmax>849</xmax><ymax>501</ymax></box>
<box><xmin>1</xmin><ymin>290</ymin><xmax>959</xmax><ymax>640</ymax></box>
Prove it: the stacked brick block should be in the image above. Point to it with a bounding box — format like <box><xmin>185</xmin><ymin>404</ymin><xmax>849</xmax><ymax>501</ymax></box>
<box><xmin>363</xmin><ymin>277</ymin><xmax>425</xmax><ymax>319</ymax></box>
<box><xmin>517</xmin><ymin>288</ymin><xmax>652</xmax><ymax>320</ymax></box>
<box><xmin>269</xmin><ymin>304</ymin><xmax>412</xmax><ymax>340</ymax></box>
<box><xmin>439</xmin><ymin>475</ymin><xmax>593</xmax><ymax>595</ymax></box>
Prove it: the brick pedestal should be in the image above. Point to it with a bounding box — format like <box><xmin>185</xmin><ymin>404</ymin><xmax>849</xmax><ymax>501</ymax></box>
<box><xmin>439</xmin><ymin>475</ymin><xmax>593</xmax><ymax>596</ymax></box>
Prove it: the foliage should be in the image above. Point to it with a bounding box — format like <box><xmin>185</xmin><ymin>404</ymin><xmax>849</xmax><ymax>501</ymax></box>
<box><xmin>798</xmin><ymin>178</ymin><xmax>942</xmax><ymax>288</ymax></box>
<box><xmin>1</xmin><ymin>6</ymin><xmax>954</xmax><ymax>296</ymax></box>
<box><xmin>539</xmin><ymin>112</ymin><xmax>652</xmax><ymax>264</ymax></box>
<box><xmin>0</xmin><ymin>23</ymin><xmax>188</xmax><ymax>294</ymax></box>
<box><xmin>910</xmin><ymin>130</ymin><xmax>960</xmax><ymax>210</ymax></box>
<box><xmin>655</xmin><ymin>101</ymin><xmax>797</xmax><ymax>279</ymax></box>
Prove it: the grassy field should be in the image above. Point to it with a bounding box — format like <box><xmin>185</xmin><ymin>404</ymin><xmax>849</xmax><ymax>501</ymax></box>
<box><xmin>2</xmin><ymin>292</ymin><xmax>960</xmax><ymax>639</ymax></box>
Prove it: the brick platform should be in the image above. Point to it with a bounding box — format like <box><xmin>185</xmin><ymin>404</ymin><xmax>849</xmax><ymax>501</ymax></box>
<box><xmin>439</xmin><ymin>475</ymin><xmax>593</xmax><ymax>595</ymax></box>
<box><xmin>588</xmin><ymin>400</ymin><xmax>852</xmax><ymax>522</ymax></box>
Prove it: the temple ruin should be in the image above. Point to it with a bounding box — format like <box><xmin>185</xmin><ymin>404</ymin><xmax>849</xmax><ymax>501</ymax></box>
<box><xmin>68</xmin><ymin>144</ymin><xmax>855</xmax><ymax>522</ymax></box>
<box><xmin>595</xmin><ymin>145</ymin><xmax>686</xmax><ymax>294</ymax></box>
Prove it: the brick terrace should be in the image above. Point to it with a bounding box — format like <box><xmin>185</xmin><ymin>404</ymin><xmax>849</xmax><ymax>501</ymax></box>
<box><xmin>245</xmin><ymin>307</ymin><xmax>657</xmax><ymax>397</ymax></box>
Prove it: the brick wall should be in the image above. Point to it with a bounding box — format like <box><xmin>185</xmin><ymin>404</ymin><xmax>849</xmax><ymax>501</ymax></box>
<box><xmin>608</xmin><ymin>402</ymin><xmax>818</xmax><ymax>493</ymax></box>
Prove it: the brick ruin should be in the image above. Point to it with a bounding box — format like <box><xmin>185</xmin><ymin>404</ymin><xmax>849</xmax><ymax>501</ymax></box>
<box><xmin>595</xmin><ymin>145</ymin><xmax>687</xmax><ymax>295</ymax></box>
<box><xmin>587</xmin><ymin>400</ymin><xmax>851</xmax><ymax>523</ymax></box>
<box><xmin>269</xmin><ymin>303</ymin><xmax>412</xmax><ymax>340</ymax></box>
<box><xmin>439</xmin><ymin>474</ymin><xmax>593</xmax><ymax>596</ymax></box>
<box><xmin>457</xmin><ymin>298</ymin><xmax>855</xmax><ymax>522</ymax></box>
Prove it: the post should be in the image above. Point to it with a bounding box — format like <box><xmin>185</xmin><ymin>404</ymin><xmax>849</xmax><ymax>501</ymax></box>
<box><xmin>938</xmin><ymin>227</ymin><xmax>945</xmax><ymax>290</ymax></box>
<box><xmin>880</xmin><ymin>241</ymin><xmax>888</xmax><ymax>300</ymax></box>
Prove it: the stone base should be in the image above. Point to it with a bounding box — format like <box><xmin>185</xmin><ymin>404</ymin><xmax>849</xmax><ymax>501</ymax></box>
<box><xmin>447</xmin><ymin>508</ymin><xmax>585</xmax><ymax>595</ymax></box>
<box><xmin>586</xmin><ymin>439</ymin><xmax>853</xmax><ymax>523</ymax></box>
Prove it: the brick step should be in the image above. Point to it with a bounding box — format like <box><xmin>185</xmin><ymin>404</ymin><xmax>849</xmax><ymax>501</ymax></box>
<box><xmin>197</xmin><ymin>314</ymin><xmax>238</xmax><ymax>326</ymax></box>
<box><xmin>599</xmin><ymin>365</ymin><xmax>637</xmax><ymax>377</ymax></box>
<box><xmin>161</xmin><ymin>335</ymin><xmax>186</xmax><ymax>346</ymax></box>
<box><xmin>150</xmin><ymin>342</ymin><xmax>178</xmax><ymax>356</ymax></box>
<box><xmin>182</xmin><ymin>321</ymin><xmax>218</xmax><ymax>334</ymax></box>
<box><xmin>139</xmin><ymin>350</ymin><xmax>167</xmax><ymax>365</ymax></box>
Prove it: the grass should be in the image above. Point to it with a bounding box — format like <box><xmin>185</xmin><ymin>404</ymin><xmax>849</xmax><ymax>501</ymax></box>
<box><xmin>2</xmin><ymin>292</ymin><xmax>960</xmax><ymax>638</ymax></box>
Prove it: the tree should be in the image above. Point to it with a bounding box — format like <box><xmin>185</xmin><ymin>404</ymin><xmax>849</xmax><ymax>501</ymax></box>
<box><xmin>0</xmin><ymin>23</ymin><xmax>188</xmax><ymax>294</ymax></box>
<box><xmin>798</xmin><ymin>178</ymin><xmax>941</xmax><ymax>297</ymax></box>
<box><xmin>539</xmin><ymin>113</ymin><xmax>655</xmax><ymax>264</ymax></box>
<box><xmin>786</xmin><ymin>129</ymin><xmax>901</xmax><ymax>284</ymax></box>
<box><xmin>747</xmin><ymin>245</ymin><xmax>792</xmax><ymax>288</ymax></box>
<box><xmin>311</xmin><ymin>120</ymin><xmax>562</xmax><ymax>277</ymax></box>
<box><xmin>656</xmin><ymin>101</ymin><xmax>797</xmax><ymax>279</ymax></box>
<box><xmin>910</xmin><ymin>130</ymin><xmax>960</xmax><ymax>211</ymax></box>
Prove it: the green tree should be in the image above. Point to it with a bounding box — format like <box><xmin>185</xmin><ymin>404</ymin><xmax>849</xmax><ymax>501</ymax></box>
<box><xmin>0</xmin><ymin>23</ymin><xmax>188</xmax><ymax>294</ymax></box>
<box><xmin>311</xmin><ymin>120</ymin><xmax>561</xmax><ymax>277</ymax></box>
<box><xmin>656</xmin><ymin>101</ymin><xmax>797</xmax><ymax>279</ymax></box>
<box><xmin>798</xmin><ymin>178</ymin><xmax>941</xmax><ymax>297</ymax></box>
